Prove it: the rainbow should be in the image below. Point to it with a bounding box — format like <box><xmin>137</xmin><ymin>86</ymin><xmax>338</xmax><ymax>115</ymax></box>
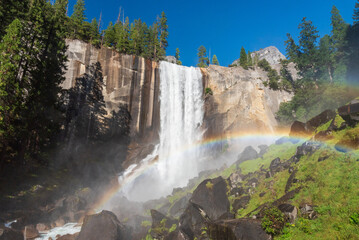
<box><xmin>90</xmin><ymin>129</ymin><xmax>354</xmax><ymax>213</ymax></box>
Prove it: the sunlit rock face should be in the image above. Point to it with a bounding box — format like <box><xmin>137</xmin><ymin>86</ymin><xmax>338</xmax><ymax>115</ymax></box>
<box><xmin>63</xmin><ymin>39</ymin><xmax>160</xmax><ymax>141</ymax></box>
<box><xmin>202</xmin><ymin>65</ymin><xmax>293</xmax><ymax>138</ymax></box>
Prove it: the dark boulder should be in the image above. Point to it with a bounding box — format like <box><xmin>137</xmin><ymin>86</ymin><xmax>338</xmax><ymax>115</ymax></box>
<box><xmin>179</xmin><ymin>177</ymin><xmax>230</xmax><ymax>238</ymax></box>
<box><xmin>285</xmin><ymin>170</ymin><xmax>297</xmax><ymax>193</ymax></box>
<box><xmin>236</xmin><ymin>146</ymin><xmax>258</xmax><ymax>165</ymax></box>
<box><xmin>150</xmin><ymin>210</ymin><xmax>177</xmax><ymax>239</ymax></box>
<box><xmin>0</xmin><ymin>227</ymin><xmax>23</xmax><ymax>240</ymax></box>
<box><xmin>306</xmin><ymin>109</ymin><xmax>336</xmax><ymax>131</ymax></box>
<box><xmin>289</xmin><ymin>121</ymin><xmax>309</xmax><ymax>137</ymax></box>
<box><xmin>230</xmin><ymin>187</ymin><xmax>245</xmax><ymax>197</ymax></box>
<box><xmin>190</xmin><ymin>177</ymin><xmax>230</xmax><ymax>220</ymax></box>
<box><xmin>233</xmin><ymin>196</ymin><xmax>250</xmax><ymax>211</ymax></box>
<box><xmin>77</xmin><ymin>210</ymin><xmax>130</xmax><ymax>240</ymax></box>
<box><xmin>278</xmin><ymin>204</ymin><xmax>298</xmax><ymax>224</ymax></box>
<box><xmin>338</xmin><ymin>100</ymin><xmax>359</xmax><ymax>126</ymax></box>
<box><xmin>209</xmin><ymin>218</ymin><xmax>271</xmax><ymax>240</ymax></box>
<box><xmin>169</xmin><ymin>194</ymin><xmax>192</xmax><ymax>218</ymax></box>
<box><xmin>269</xmin><ymin>158</ymin><xmax>282</xmax><ymax>174</ymax></box>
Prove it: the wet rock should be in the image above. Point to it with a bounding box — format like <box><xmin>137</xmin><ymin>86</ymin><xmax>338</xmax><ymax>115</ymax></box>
<box><xmin>237</xmin><ymin>146</ymin><xmax>259</xmax><ymax>165</ymax></box>
<box><xmin>57</xmin><ymin>233</ymin><xmax>79</xmax><ymax>240</ymax></box>
<box><xmin>306</xmin><ymin>110</ymin><xmax>336</xmax><ymax>131</ymax></box>
<box><xmin>229</xmin><ymin>172</ymin><xmax>244</xmax><ymax>187</ymax></box>
<box><xmin>77</xmin><ymin>210</ymin><xmax>130</xmax><ymax>240</ymax></box>
<box><xmin>300</xmin><ymin>204</ymin><xmax>317</xmax><ymax>220</ymax></box>
<box><xmin>289</xmin><ymin>121</ymin><xmax>309</xmax><ymax>137</ymax></box>
<box><xmin>295</xmin><ymin>142</ymin><xmax>321</xmax><ymax>160</ymax></box>
<box><xmin>0</xmin><ymin>226</ymin><xmax>23</xmax><ymax>240</ymax></box>
<box><xmin>36</xmin><ymin>223</ymin><xmax>50</xmax><ymax>232</ymax></box>
<box><xmin>209</xmin><ymin>218</ymin><xmax>271</xmax><ymax>240</ymax></box>
<box><xmin>164</xmin><ymin>230</ymin><xmax>190</xmax><ymax>240</ymax></box>
<box><xmin>278</xmin><ymin>204</ymin><xmax>298</xmax><ymax>224</ymax></box>
<box><xmin>24</xmin><ymin>225</ymin><xmax>39</xmax><ymax>239</ymax></box>
<box><xmin>247</xmin><ymin>178</ymin><xmax>259</xmax><ymax>188</ymax></box>
<box><xmin>233</xmin><ymin>196</ymin><xmax>251</xmax><ymax>211</ymax></box>
<box><xmin>269</xmin><ymin>157</ymin><xmax>282</xmax><ymax>174</ymax></box>
<box><xmin>169</xmin><ymin>194</ymin><xmax>192</xmax><ymax>218</ymax></box>
<box><xmin>179</xmin><ymin>203</ymin><xmax>204</xmax><ymax>239</ymax></box>
<box><xmin>190</xmin><ymin>177</ymin><xmax>230</xmax><ymax>221</ymax></box>
<box><xmin>150</xmin><ymin>210</ymin><xmax>177</xmax><ymax>239</ymax></box>
<box><xmin>338</xmin><ymin>100</ymin><xmax>359</xmax><ymax>126</ymax></box>
<box><xmin>258</xmin><ymin>145</ymin><xmax>269</xmax><ymax>156</ymax></box>
<box><xmin>230</xmin><ymin>187</ymin><xmax>245</xmax><ymax>197</ymax></box>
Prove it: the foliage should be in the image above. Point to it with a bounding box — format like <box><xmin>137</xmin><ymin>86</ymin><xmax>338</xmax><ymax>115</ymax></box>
<box><xmin>205</xmin><ymin>88</ymin><xmax>213</xmax><ymax>95</ymax></box>
<box><xmin>261</xmin><ymin>207</ymin><xmax>285</xmax><ymax>235</ymax></box>
<box><xmin>175</xmin><ymin>48</ymin><xmax>182</xmax><ymax>65</ymax></box>
<box><xmin>212</xmin><ymin>54</ymin><xmax>219</xmax><ymax>65</ymax></box>
<box><xmin>239</xmin><ymin>46</ymin><xmax>248</xmax><ymax>69</ymax></box>
<box><xmin>197</xmin><ymin>45</ymin><xmax>209</xmax><ymax>68</ymax></box>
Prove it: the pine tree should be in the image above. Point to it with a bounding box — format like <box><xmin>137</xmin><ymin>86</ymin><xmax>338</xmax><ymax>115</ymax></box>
<box><xmin>247</xmin><ymin>51</ymin><xmax>253</xmax><ymax>67</ymax></box>
<box><xmin>354</xmin><ymin>0</ymin><xmax>359</xmax><ymax>24</ymax></box>
<box><xmin>239</xmin><ymin>47</ymin><xmax>248</xmax><ymax>69</ymax></box>
<box><xmin>212</xmin><ymin>54</ymin><xmax>219</xmax><ymax>65</ymax></box>
<box><xmin>103</xmin><ymin>22</ymin><xmax>116</xmax><ymax>47</ymax></box>
<box><xmin>331</xmin><ymin>6</ymin><xmax>348</xmax><ymax>53</ymax></box>
<box><xmin>70</xmin><ymin>0</ymin><xmax>86</xmax><ymax>39</ymax></box>
<box><xmin>175</xmin><ymin>48</ymin><xmax>182</xmax><ymax>65</ymax></box>
<box><xmin>0</xmin><ymin>0</ymin><xmax>29</xmax><ymax>38</ymax></box>
<box><xmin>117</xmin><ymin>17</ymin><xmax>130</xmax><ymax>54</ymax></box>
<box><xmin>318</xmin><ymin>35</ymin><xmax>334</xmax><ymax>83</ymax></box>
<box><xmin>197</xmin><ymin>45</ymin><xmax>209</xmax><ymax>68</ymax></box>
<box><xmin>158</xmin><ymin>12</ymin><xmax>169</xmax><ymax>59</ymax></box>
<box><xmin>285</xmin><ymin>33</ymin><xmax>299</xmax><ymax>62</ymax></box>
<box><xmin>89</xmin><ymin>18</ymin><xmax>100</xmax><ymax>47</ymax></box>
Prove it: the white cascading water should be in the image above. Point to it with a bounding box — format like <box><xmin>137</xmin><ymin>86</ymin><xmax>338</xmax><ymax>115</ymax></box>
<box><xmin>119</xmin><ymin>61</ymin><xmax>204</xmax><ymax>201</ymax></box>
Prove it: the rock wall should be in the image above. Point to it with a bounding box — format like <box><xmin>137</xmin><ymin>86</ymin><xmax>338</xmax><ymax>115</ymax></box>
<box><xmin>202</xmin><ymin>65</ymin><xmax>293</xmax><ymax>139</ymax></box>
<box><xmin>63</xmin><ymin>39</ymin><xmax>160</xmax><ymax>140</ymax></box>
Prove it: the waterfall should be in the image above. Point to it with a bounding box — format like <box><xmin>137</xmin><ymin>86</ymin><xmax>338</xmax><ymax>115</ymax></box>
<box><xmin>119</xmin><ymin>61</ymin><xmax>204</xmax><ymax>201</ymax></box>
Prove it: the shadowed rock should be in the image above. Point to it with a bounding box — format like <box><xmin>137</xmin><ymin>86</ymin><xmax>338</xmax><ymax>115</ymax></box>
<box><xmin>236</xmin><ymin>146</ymin><xmax>259</xmax><ymax>166</ymax></box>
<box><xmin>77</xmin><ymin>210</ymin><xmax>130</xmax><ymax>240</ymax></box>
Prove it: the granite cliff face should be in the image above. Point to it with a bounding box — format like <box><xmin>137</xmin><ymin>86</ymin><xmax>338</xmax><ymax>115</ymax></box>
<box><xmin>63</xmin><ymin>39</ymin><xmax>160</xmax><ymax>141</ymax></box>
<box><xmin>63</xmin><ymin>40</ymin><xmax>293</xmax><ymax>166</ymax></box>
<box><xmin>202</xmin><ymin>65</ymin><xmax>293</xmax><ymax>139</ymax></box>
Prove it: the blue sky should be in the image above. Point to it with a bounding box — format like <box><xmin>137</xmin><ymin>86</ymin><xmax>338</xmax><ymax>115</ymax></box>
<box><xmin>68</xmin><ymin>0</ymin><xmax>357</xmax><ymax>67</ymax></box>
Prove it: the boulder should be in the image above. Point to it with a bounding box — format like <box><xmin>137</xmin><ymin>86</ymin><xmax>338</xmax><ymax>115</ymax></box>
<box><xmin>278</xmin><ymin>204</ymin><xmax>298</xmax><ymax>224</ymax></box>
<box><xmin>24</xmin><ymin>225</ymin><xmax>39</xmax><ymax>239</ymax></box>
<box><xmin>0</xmin><ymin>227</ymin><xmax>23</xmax><ymax>240</ymax></box>
<box><xmin>229</xmin><ymin>172</ymin><xmax>244</xmax><ymax>187</ymax></box>
<box><xmin>190</xmin><ymin>177</ymin><xmax>230</xmax><ymax>220</ymax></box>
<box><xmin>289</xmin><ymin>121</ymin><xmax>309</xmax><ymax>137</ymax></box>
<box><xmin>285</xmin><ymin>170</ymin><xmax>297</xmax><ymax>193</ymax></box>
<box><xmin>300</xmin><ymin>204</ymin><xmax>317</xmax><ymax>220</ymax></box>
<box><xmin>306</xmin><ymin>109</ymin><xmax>336</xmax><ymax>131</ymax></box>
<box><xmin>77</xmin><ymin>210</ymin><xmax>130</xmax><ymax>240</ymax></box>
<box><xmin>36</xmin><ymin>223</ymin><xmax>50</xmax><ymax>232</ymax></box>
<box><xmin>233</xmin><ymin>196</ymin><xmax>250</xmax><ymax>211</ymax></box>
<box><xmin>338</xmin><ymin>100</ymin><xmax>359</xmax><ymax>125</ymax></box>
<box><xmin>230</xmin><ymin>187</ymin><xmax>245</xmax><ymax>197</ymax></box>
<box><xmin>237</xmin><ymin>146</ymin><xmax>259</xmax><ymax>165</ymax></box>
<box><xmin>169</xmin><ymin>194</ymin><xmax>192</xmax><ymax>218</ymax></box>
<box><xmin>150</xmin><ymin>210</ymin><xmax>177</xmax><ymax>239</ymax></box>
<box><xmin>209</xmin><ymin>218</ymin><xmax>271</xmax><ymax>240</ymax></box>
<box><xmin>269</xmin><ymin>158</ymin><xmax>282</xmax><ymax>174</ymax></box>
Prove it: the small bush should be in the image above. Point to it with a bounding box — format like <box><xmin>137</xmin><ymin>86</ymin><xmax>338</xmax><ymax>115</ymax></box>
<box><xmin>350</xmin><ymin>212</ymin><xmax>359</xmax><ymax>225</ymax></box>
<box><xmin>261</xmin><ymin>207</ymin><xmax>285</xmax><ymax>235</ymax></box>
<box><xmin>205</xmin><ymin>87</ymin><xmax>213</xmax><ymax>95</ymax></box>
<box><xmin>206</xmin><ymin>181</ymin><xmax>214</xmax><ymax>190</ymax></box>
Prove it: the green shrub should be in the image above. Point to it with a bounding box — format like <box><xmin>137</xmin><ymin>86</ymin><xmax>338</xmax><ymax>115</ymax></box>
<box><xmin>261</xmin><ymin>207</ymin><xmax>285</xmax><ymax>235</ymax></box>
<box><xmin>205</xmin><ymin>87</ymin><xmax>213</xmax><ymax>95</ymax></box>
<box><xmin>350</xmin><ymin>212</ymin><xmax>359</xmax><ymax>225</ymax></box>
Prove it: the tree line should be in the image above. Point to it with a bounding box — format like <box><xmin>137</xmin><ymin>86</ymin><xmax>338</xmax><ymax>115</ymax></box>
<box><xmin>0</xmin><ymin>0</ymin><xmax>142</xmax><ymax>169</ymax></box>
<box><xmin>277</xmin><ymin>3</ymin><xmax>359</xmax><ymax>124</ymax></box>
